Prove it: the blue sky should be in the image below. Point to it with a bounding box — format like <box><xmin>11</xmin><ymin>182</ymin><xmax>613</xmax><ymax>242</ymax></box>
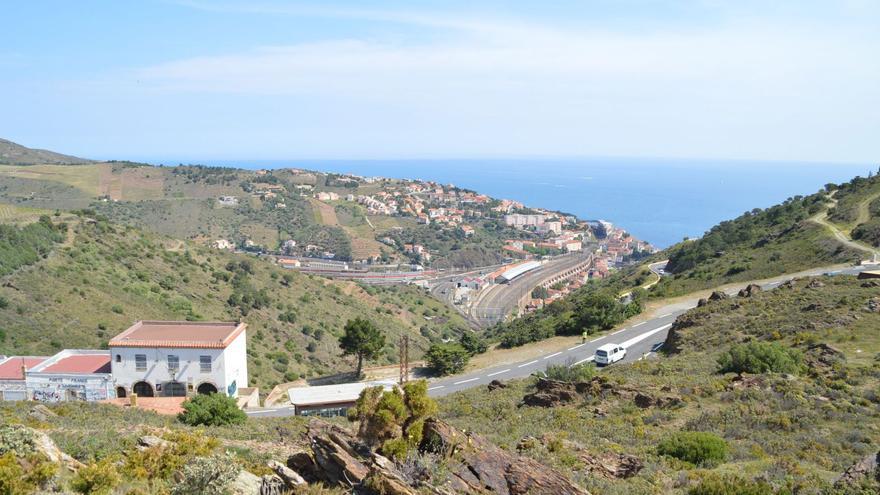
<box><xmin>1</xmin><ymin>1</ymin><xmax>878</xmax><ymax>163</ymax></box>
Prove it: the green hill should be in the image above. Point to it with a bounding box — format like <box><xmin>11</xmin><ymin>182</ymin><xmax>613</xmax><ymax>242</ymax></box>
<box><xmin>0</xmin><ymin>138</ymin><xmax>92</xmax><ymax>165</ymax></box>
<box><xmin>440</xmin><ymin>274</ymin><xmax>880</xmax><ymax>494</ymax></box>
<box><xmin>0</xmin><ymin>213</ymin><xmax>471</xmax><ymax>391</ymax></box>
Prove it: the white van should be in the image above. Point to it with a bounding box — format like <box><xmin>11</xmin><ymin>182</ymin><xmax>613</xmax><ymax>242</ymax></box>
<box><xmin>595</xmin><ymin>343</ymin><xmax>626</xmax><ymax>365</ymax></box>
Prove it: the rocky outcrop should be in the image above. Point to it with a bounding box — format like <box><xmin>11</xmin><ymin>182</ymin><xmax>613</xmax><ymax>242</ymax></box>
<box><xmin>137</xmin><ymin>435</ymin><xmax>171</xmax><ymax>451</ymax></box>
<box><xmin>835</xmin><ymin>451</ymin><xmax>880</xmax><ymax>488</ymax></box>
<box><xmin>521</xmin><ymin>377</ymin><xmax>620</xmax><ymax>407</ymax></box>
<box><xmin>487</xmin><ymin>379</ymin><xmax>507</xmax><ymax>391</ymax></box>
<box><xmin>421</xmin><ymin>419</ymin><xmax>589</xmax><ymax>495</ymax></box>
<box><xmin>737</xmin><ymin>284</ymin><xmax>762</xmax><ymax>297</ymax></box>
<box><xmin>30</xmin><ymin>428</ymin><xmax>83</xmax><ymax>471</ymax></box>
<box><xmin>805</xmin><ymin>343</ymin><xmax>845</xmax><ymax>370</ymax></box>
<box><xmin>708</xmin><ymin>290</ymin><xmax>729</xmax><ymax>301</ymax></box>
<box><xmin>807</xmin><ymin>279</ymin><xmax>826</xmax><ymax>289</ymax></box>
<box><xmin>866</xmin><ymin>297</ymin><xmax>880</xmax><ymax>313</ymax></box>
<box><xmin>632</xmin><ymin>392</ymin><xmax>682</xmax><ymax>409</ymax></box>
<box><xmin>527</xmin><ymin>436</ymin><xmax>642</xmax><ymax>480</ymax></box>
<box><xmin>268</xmin><ymin>459</ymin><xmax>306</xmax><ymax>488</ymax></box>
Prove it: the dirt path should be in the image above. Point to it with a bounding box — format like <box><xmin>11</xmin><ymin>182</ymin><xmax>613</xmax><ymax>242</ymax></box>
<box><xmin>809</xmin><ymin>193</ymin><xmax>880</xmax><ymax>258</ymax></box>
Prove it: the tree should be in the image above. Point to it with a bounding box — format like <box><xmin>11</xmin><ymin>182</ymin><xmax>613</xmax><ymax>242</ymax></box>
<box><xmin>339</xmin><ymin>317</ymin><xmax>385</xmax><ymax>378</ymax></box>
<box><xmin>459</xmin><ymin>332</ymin><xmax>487</xmax><ymax>355</ymax></box>
<box><xmin>347</xmin><ymin>380</ymin><xmax>437</xmax><ymax>460</ymax></box>
<box><xmin>425</xmin><ymin>343</ymin><xmax>470</xmax><ymax>376</ymax></box>
<box><xmin>178</xmin><ymin>393</ymin><xmax>246</xmax><ymax>427</ymax></box>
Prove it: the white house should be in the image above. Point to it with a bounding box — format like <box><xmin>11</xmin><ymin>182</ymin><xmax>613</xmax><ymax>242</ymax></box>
<box><xmin>0</xmin><ymin>356</ymin><xmax>48</xmax><ymax>401</ymax></box>
<box><xmin>109</xmin><ymin>321</ymin><xmax>248</xmax><ymax>399</ymax></box>
<box><xmin>27</xmin><ymin>350</ymin><xmax>114</xmax><ymax>402</ymax></box>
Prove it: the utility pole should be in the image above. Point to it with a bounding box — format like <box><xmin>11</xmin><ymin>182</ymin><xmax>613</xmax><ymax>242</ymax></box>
<box><xmin>399</xmin><ymin>335</ymin><xmax>410</xmax><ymax>385</ymax></box>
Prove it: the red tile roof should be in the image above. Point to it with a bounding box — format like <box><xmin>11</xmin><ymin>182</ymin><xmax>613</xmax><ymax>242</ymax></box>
<box><xmin>109</xmin><ymin>321</ymin><xmax>246</xmax><ymax>349</ymax></box>
<box><xmin>0</xmin><ymin>356</ymin><xmax>49</xmax><ymax>380</ymax></box>
<box><xmin>40</xmin><ymin>354</ymin><xmax>111</xmax><ymax>374</ymax></box>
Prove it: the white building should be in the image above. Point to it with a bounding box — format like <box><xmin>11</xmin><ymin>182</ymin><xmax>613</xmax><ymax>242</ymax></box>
<box><xmin>27</xmin><ymin>350</ymin><xmax>114</xmax><ymax>402</ymax></box>
<box><xmin>287</xmin><ymin>381</ymin><xmax>395</xmax><ymax>417</ymax></box>
<box><xmin>0</xmin><ymin>356</ymin><xmax>48</xmax><ymax>401</ymax></box>
<box><xmin>109</xmin><ymin>321</ymin><xmax>248</xmax><ymax>399</ymax></box>
<box><xmin>504</xmin><ymin>213</ymin><xmax>546</xmax><ymax>229</ymax></box>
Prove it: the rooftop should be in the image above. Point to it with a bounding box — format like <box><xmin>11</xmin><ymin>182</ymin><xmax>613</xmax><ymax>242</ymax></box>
<box><xmin>34</xmin><ymin>352</ymin><xmax>111</xmax><ymax>374</ymax></box>
<box><xmin>288</xmin><ymin>381</ymin><xmax>395</xmax><ymax>407</ymax></box>
<box><xmin>0</xmin><ymin>356</ymin><xmax>49</xmax><ymax>380</ymax></box>
<box><xmin>109</xmin><ymin>321</ymin><xmax>246</xmax><ymax>349</ymax></box>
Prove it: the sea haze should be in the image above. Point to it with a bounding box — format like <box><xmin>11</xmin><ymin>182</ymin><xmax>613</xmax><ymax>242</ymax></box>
<box><xmin>194</xmin><ymin>158</ymin><xmax>873</xmax><ymax>248</ymax></box>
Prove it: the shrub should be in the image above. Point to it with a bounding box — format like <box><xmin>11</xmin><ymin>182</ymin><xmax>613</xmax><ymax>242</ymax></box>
<box><xmin>459</xmin><ymin>332</ymin><xmax>487</xmax><ymax>355</ymax></box>
<box><xmin>717</xmin><ymin>341</ymin><xmax>803</xmax><ymax>375</ymax></box>
<box><xmin>424</xmin><ymin>343</ymin><xmax>470</xmax><ymax>376</ymax></box>
<box><xmin>544</xmin><ymin>361</ymin><xmax>596</xmax><ymax>383</ymax></box>
<box><xmin>170</xmin><ymin>453</ymin><xmax>241</xmax><ymax>495</ymax></box>
<box><xmin>70</xmin><ymin>458</ymin><xmax>121</xmax><ymax>495</ymax></box>
<box><xmin>657</xmin><ymin>431</ymin><xmax>728</xmax><ymax>467</ymax></box>
<box><xmin>688</xmin><ymin>474</ymin><xmax>775</xmax><ymax>495</ymax></box>
<box><xmin>0</xmin><ymin>451</ymin><xmax>57</xmax><ymax>494</ymax></box>
<box><xmin>124</xmin><ymin>430</ymin><xmax>219</xmax><ymax>480</ymax></box>
<box><xmin>178</xmin><ymin>393</ymin><xmax>247</xmax><ymax>427</ymax></box>
<box><xmin>349</xmin><ymin>380</ymin><xmax>437</xmax><ymax>461</ymax></box>
<box><xmin>0</xmin><ymin>425</ymin><xmax>37</xmax><ymax>456</ymax></box>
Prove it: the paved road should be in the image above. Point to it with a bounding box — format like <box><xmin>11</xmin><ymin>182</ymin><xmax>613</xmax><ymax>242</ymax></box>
<box><xmin>426</xmin><ymin>262</ymin><xmax>872</xmax><ymax>397</ymax></box>
<box><xmin>471</xmin><ymin>254</ymin><xmax>593</xmax><ymax>326</ymax></box>
<box><xmin>248</xmin><ymin>262</ymin><xmax>873</xmax><ymax>416</ymax></box>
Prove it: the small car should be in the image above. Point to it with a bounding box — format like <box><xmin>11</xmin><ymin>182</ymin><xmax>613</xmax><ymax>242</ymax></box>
<box><xmin>595</xmin><ymin>343</ymin><xmax>626</xmax><ymax>365</ymax></box>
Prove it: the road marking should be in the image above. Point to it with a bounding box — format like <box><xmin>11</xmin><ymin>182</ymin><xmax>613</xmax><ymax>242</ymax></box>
<box><xmin>518</xmin><ymin>360</ymin><xmax>539</xmax><ymax>368</ymax></box>
<box><xmin>453</xmin><ymin>378</ymin><xmax>479</xmax><ymax>385</ymax></box>
<box><xmin>589</xmin><ymin>337</ymin><xmax>603</xmax><ymax>343</ymax></box>
<box><xmin>611</xmin><ymin>328</ymin><xmax>626</xmax><ymax>335</ymax></box>
<box><xmin>427</xmin><ymin>385</ymin><xmax>445</xmax><ymax>391</ymax></box>
<box><xmin>571</xmin><ymin>355</ymin><xmax>595</xmax><ymax>366</ymax></box>
<box><xmin>486</xmin><ymin>369</ymin><xmax>510</xmax><ymax>377</ymax></box>
<box><xmin>543</xmin><ymin>351</ymin><xmax>563</xmax><ymax>360</ymax></box>
<box><xmin>633</xmin><ymin>322</ymin><xmax>646</xmax><ymax>327</ymax></box>
<box><xmin>620</xmin><ymin>324</ymin><xmax>672</xmax><ymax>348</ymax></box>
<box><xmin>658</xmin><ymin>313</ymin><xmax>672</xmax><ymax>318</ymax></box>
<box><xmin>568</xmin><ymin>343</ymin><xmax>586</xmax><ymax>351</ymax></box>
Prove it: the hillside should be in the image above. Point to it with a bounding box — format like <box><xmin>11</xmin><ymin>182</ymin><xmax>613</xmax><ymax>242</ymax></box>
<box><xmin>439</xmin><ymin>274</ymin><xmax>880</xmax><ymax>494</ymax></box>
<box><xmin>0</xmin><ymin>213</ymin><xmax>472</xmax><ymax>391</ymax></box>
<box><xmin>0</xmin><ymin>138</ymin><xmax>92</xmax><ymax>165</ymax></box>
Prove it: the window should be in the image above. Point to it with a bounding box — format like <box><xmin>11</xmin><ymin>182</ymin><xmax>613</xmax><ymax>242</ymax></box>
<box><xmin>115</xmin><ymin>354</ymin><xmax>121</xmax><ymax>363</ymax></box>
<box><xmin>167</xmin><ymin>355</ymin><xmax>179</xmax><ymax>372</ymax></box>
<box><xmin>199</xmin><ymin>355</ymin><xmax>211</xmax><ymax>373</ymax></box>
<box><xmin>135</xmin><ymin>354</ymin><xmax>147</xmax><ymax>372</ymax></box>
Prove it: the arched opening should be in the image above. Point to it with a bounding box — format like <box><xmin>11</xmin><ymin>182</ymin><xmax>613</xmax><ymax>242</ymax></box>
<box><xmin>132</xmin><ymin>381</ymin><xmax>154</xmax><ymax>397</ymax></box>
<box><xmin>115</xmin><ymin>354</ymin><xmax>121</xmax><ymax>363</ymax></box>
<box><xmin>163</xmin><ymin>381</ymin><xmax>187</xmax><ymax>397</ymax></box>
<box><xmin>116</xmin><ymin>387</ymin><xmax>126</xmax><ymax>399</ymax></box>
<box><xmin>196</xmin><ymin>382</ymin><xmax>218</xmax><ymax>395</ymax></box>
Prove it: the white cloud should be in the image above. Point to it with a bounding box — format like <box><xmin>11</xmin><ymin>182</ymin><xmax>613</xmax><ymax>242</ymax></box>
<box><xmin>114</xmin><ymin>5</ymin><xmax>880</xmax><ymax>161</ymax></box>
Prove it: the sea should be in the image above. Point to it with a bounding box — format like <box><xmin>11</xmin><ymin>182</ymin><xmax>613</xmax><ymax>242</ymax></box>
<box><xmin>193</xmin><ymin>158</ymin><xmax>873</xmax><ymax>248</ymax></box>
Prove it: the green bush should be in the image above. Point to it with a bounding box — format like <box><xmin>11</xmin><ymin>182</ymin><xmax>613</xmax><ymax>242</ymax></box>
<box><xmin>170</xmin><ymin>453</ymin><xmax>241</xmax><ymax>495</ymax></box>
<box><xmin>717</xmin><ymin>341</ymin><xmax>803</xmax><ymax>375</ymax></box>
<box><xmin>688</xmin><ymin>474</ymin><xmax>775</xmax><ymax>495</ymax></box>
<box><xmin>657</xmin><ymin>431</ymin><xmax>728</xmax><ymax>467</ymax></box>
<box><xmin>70</xmin><ymin>458</ymin><xmax>121</xmax><ymax>495</ymax></box>
<box><xmin>0</xmin><ymin>425</ymin><xmax>37</xmax><ymax>456</ymax></box>
<box><xmin>459</xmin><ymin>332</ymin><xmax>487</xmax><ymax>355</ymax></box>
<box><xmin>0</xmin><ymin>451</ymin><xmax>57</xmax><ymax>494</ymax></box>
<box><xmin>544</xmin><ymin>361</ymin><xmax>596</xmax><ymax>383</ymax></box>
<box><xmin>178</xmin><ymin>393</ymin><xmax>247</xmax><ymax>427</ymax></box>
<box><xmin>424</xmin><ymin>343</ymin><xmax>470</xmax><ymax>376</ymax></box>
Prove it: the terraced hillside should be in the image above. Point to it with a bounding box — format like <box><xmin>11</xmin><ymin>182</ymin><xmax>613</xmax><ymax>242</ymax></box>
<box><xmin>0</xmin><ymin>214</ymin><xmax>471</xmax><ymax>390</ymax></box>
<box><xmin>439</xmin><ymin>274</ymin><xmax>880</xmax><ymax>494</ymax></box>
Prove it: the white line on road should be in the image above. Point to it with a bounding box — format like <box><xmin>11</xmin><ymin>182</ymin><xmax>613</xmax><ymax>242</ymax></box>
<box><xmin>518</xmin><ymin>360</ymin><xmax>539</xmax><ymax>368</ymax></box>
<box><xmin>589</xmin><ymin>337</ymin><xmax>603</xmax><ymax>343</ymax></box>
<box><xmin>571</xmin><ymin>355</ymin><xmax>595</xmax><ymax>366</ymax></box>
<box><xmin>453</xmin><ymin>378</ymin><xmax>479</xmax><ymax>385</ymax></box>
<box><xmin>611</xmin><ymin>328</ymin><xmax>626</xmax><ymax>335</ymax></box>
<box><xmin>633</xmin><ymin>322</ymin><xmax>646</xmax><ymax>327</ymax></box>
<box><xmin>658</xmin><ymin>313</ymin><xmax>672</xmax><ymax>318</ymax></box>
<box><xmin>428</xmin><ymin>385</ymin><xmax>445</xmax><ymax>391</ymax></box>
<box><xmin>486</xmin><ymin>369</ymin><xmax>510</xmax><ymax>377</ymax></box>
<box><xmin>621</xmin><ymin>324</ymin><xmax>672</xmax><ymax>348</ymax></box>
<box><xmin>544</xmin><ymin>351</ymin><xmax>563</xmax><ymax>360</ymax></box>
<box><xmin>568</xmin><ymin>343</ymin><xmax>586</xmax><ymax>351</ymax></box>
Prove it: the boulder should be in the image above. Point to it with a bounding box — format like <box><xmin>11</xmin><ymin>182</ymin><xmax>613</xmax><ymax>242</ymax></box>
<box><xmin>632</xmin><ymin>392</ymin><xmax>682</xmax><ymax>409</ymax></box>
<box><xmin>737</xmin><ymin>284</ymin><xmax>762</xmax><ymax>298</ymax></box>
<box><xmin>28</xmin><ymin>404</ymin><xmax>57</xmax><ymax>422</ymax></box>
<box><xmin>805</xmin><ymin>343</ymin><xmax>846</xmax><ymax>369</ymax></box>
<box><xmin>268</xmin><ymin>460</ymin><xmax>306</xmax><ymax>488</ymax></box>
<box><xmin>697</xmin><ymin>298</ymin><xmax>708</xmax><ymax>308</ymax></box>
<box><xmin>366</xmin><ymin>454</ymin><xmax>419</xmax><ymax>495</ymax></box>
<box><xmin>259</xmin><ymin>475</ymin><xmax>286</xmax><ymax>495</ymax></box>
<box><xmin>807</xmin><ymin>279</ymin><xmax>825</xmax><ymax>289</ymax></box>
<box><xmin>137</xmin><ymin>435</ymin><xmax>171</xmax><ymax>451</ymax></box>
<box><xmin>835</xmin><ymin>451</ymin><xmax>880</xmax><ymax>488</ymax></box>
<box><xmin>487</xmin><ymin>379</ymin><xmax>507</xmax><ymax>391</ymax></box>
<box><xmin>228</xmin><ymin>470</ymin><xmax>263</xmax><ymax>495</ymax></box>
<box><xmin>866</xmin><ymin>297</ymin><xmax>880</xmax><ymax>313</ymax></box>
<box><xmin>304</xmin><ymin>419</ymin><xmax>370</xmax><ymax>486</ymax></box>
<box><xmin>539</xmin><ymin>436</ymin><xmax>642</xmax><ymax>479</ymax></box>
<box><xmin>421</xmin><ymin>418</ymin><xmax>590</xmax><ymax>495</ymax></box>
<box><xmin>708</xmin><ymin>291</ymin><xmax>729</xmax><ymax>301</ymax></box>
<box><xmin>31</xmin><ymin>428</ymin><xmax>83</xmax><ymax>471</ymax></box>
<box><xmin>861</xmin><ymin>280</ymin><xmax>880</xmax><ymax>288</ymax></box>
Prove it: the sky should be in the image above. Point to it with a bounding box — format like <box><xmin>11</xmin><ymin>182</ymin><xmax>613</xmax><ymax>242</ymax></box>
<box><xmin>1</xmin><ymin>0</ymin><xmax>878</xmax><ymax>163</ymax></box>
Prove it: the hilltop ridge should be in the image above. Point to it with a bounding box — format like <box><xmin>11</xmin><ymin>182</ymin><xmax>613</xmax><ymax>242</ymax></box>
<box><xmin>0</xmin><ymin>138</ymin><xmax>93</xmax><ymax>165</ymax></box>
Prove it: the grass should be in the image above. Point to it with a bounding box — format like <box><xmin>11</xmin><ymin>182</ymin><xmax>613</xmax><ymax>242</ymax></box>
<box><xmin>437</xmin><ymin>275</ymin><xmax>880</xmax><ymax>494</ymax></box>
<box><xmin>0</xmin><ymin>164</ymin><xmax>100</xmax><ymax>196</ymax></box>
